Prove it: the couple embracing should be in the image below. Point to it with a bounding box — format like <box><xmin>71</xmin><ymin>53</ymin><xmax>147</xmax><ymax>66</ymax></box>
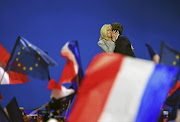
<box><xmin>98</xmin><ymin>23</ymin><xmax>135</xmax><ymax>57</ymax></box>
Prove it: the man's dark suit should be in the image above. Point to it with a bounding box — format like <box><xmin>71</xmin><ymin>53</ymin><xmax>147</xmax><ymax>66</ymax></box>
<box><xmin>114</xmin><ymin>35</ymin><xmax>135</xmax><ymax>57</ymax></box>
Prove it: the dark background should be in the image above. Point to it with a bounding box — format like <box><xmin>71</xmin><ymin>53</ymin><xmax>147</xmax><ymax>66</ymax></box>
<box><xmin>0</xmin><ymin>0</ymin><xmax>180</xmax><ymax>109</ymax></box>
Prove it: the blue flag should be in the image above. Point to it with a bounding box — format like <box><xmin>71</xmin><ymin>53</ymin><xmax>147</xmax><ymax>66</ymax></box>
<box><xmin>160</xmin><ymin>41</ymin><xmax>180</xmax><ymax>86</ymax></box>
<box><xmin>6</xmin><ymin>97</ymin><xmax>24</xmax><ymax>122</ymax></box>
<box><xmin>145</xmin><ymin>43</ymin><xmax>157</xmax><ymax>59</ymax></box>
<box><xmin>5</xmin><ymin>36</ymin><xmax>57</xmax><ymax>80</ymax></box>
<box><xmin>0</xmin><ymin>105</ymin><xmax>10</xmax><ymax>122</ymax></box>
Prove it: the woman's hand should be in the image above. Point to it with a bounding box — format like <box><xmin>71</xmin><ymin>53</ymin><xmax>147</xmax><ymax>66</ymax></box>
<box><xmin>112</xmin><ymin>30</ymin><xmax>119</xmax><ymax>42</ymax></box>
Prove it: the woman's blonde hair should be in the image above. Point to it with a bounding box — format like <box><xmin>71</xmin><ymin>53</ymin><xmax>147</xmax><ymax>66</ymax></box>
<box><xmin>99</xmin><ymin>24</ymin><xmax>111</xmax><ymax>41</ymax></box>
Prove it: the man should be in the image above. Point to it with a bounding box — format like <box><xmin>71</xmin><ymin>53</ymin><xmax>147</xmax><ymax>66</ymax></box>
<box><xmin>111</xmin><ymin>23</ymin><xmax>135</xmax><ymax>57</ymax></box>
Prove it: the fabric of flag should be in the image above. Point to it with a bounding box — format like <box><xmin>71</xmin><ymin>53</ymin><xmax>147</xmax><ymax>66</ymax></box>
<box><xmin>160</xmin><ymin>41</ymin><xmax>180</xmax><ymax>84</ymax></box>
<box><xmin>0</xmin><ymin>44</ymin><xmax>10</xmax><ymax>68</ymax></box>
<box><xmin>146</xmin><ymin>43</ymin><xmax>157</xmax><ymax>59</ymax></box>
<box><xmin>59</xmin><ymin>40</ymin><xmax>84</xmax><ymax>90</ymax></box>
<box><xmin>47</xmin><ymin>79</ymin><xmax>62</xmax><ymax>90</ymax></box>
<box><xmin>0</xmin><ymin>93</ymin><xmax>2</xmax><ymax>101</ymax></box>
<box><xmin>5</xmin><ymin>36</ymin><xmax>57</xmax><ymax>80</ymax></box>
<box><xmin>160</xmin><ymin>41</ymin><xmax>180</xmax><ymax>121</ymax></box>
<box><xmin>164</xmin><ymin>80</ymin><xmax>180</xmax><ymax>120</ymax></box>
<box><xmin>6</xmin><ymin>97</ymin><xmax>24</xmax><ymax>122</ymax></box>
<box><xmin>0</xmin><ymin>43</ymin><xmax>29</xmax><ymax>84</ymax></box>
<box><xmin>0</xmin><ymin>104</ymin><xmax>10</xmax><ymax>122</ymax></box>
<box><xmin>47</xmin><ymin>79</ymin><xmax>75</xmax><ymax>100</ymax></box>
<box><xmin>48</xmin><ymin>92</ymin><xmax>76</xmax><ymax>112</ymax></box>
<box><xmin>69</xmin><ymin>53</ymin><xmax>179</xmax><ymax>122</ymax></box>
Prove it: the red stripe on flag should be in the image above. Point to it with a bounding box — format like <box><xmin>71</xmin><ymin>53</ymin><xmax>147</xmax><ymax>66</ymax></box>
<box><xmin>47</xmin><ymin>79</ymin><xmax>61</xmax><ymax>90</ymax></box>
<box><xmin>0</xmin><ymin>93</ymin><xmax>2</xmax><ymax>101</ymax></box>
<box><xmin>69</xmin><ymin>53</ymin><xmax>124</xmax><ymax>122</ymax></box>
<box><xmin>0</xmin><ymin>44</ymin><xmax>10</xmax><ymax>68</ymax></box>
<box><xmin>168</xmin><ymin>80</ymin><xmax>180</xmax><ymax>97</ymax></box>
<box><xmin>59</xmin><ymin>59</ymin><xmax>76</xmax><ymax>84</ymax></box>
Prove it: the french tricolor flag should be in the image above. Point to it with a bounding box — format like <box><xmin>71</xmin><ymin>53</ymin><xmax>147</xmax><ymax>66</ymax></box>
<box><xmin>59</xmin><ymin>40</ymin><xmax>84</xmax><ymax>90</ymax></box>
<box><xmin>69</xmin><ymin>53</ymin><xmax>179</xmax><ymax>122</ymax></box>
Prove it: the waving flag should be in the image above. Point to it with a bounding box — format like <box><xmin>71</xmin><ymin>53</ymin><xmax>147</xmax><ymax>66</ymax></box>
<box><xmin>0</xmin><ymin>93</ymin><xmax>2</xmax><ymax>101</ymax></box>
<box><xmin>47</xmin><ymin>79</ymin><xmax>75</xmax><ymax>119</ymax></box>
<box><xmin>0</xmin><ymin>104</ymin><xmax>10</xmax><ymax>122</ymax></box>
<box><xmin>59</xmin><ymin>40</ymin><xmax>84</xmax><ymax>90</ymax></box>
<box><xmin>6</xmin><ymin>97</ymin><xmax>24</xmax><ymax>122</ymax></box>
<box><xmin>160</xmin><ymin>41</ymin><xmax>180</xmax><ymax>86</ymax></box>
<box><xmin>146</xmin><ymin>43</ymin><xmax>160</xmax><ymax>63</ymax></box>
<box><xmin>0</xmin><ymin>44</ymin><xmax>29</xmax><ymax>84</ymax></box>
<box><xmin>47</xmin><ymin>79</ymin><xmax>75</xmax><ymax>99</ymax></box>
<box><xmin>5</xmin><ymin>36</ymin><xmax>57</xmax><ymax>81</ymax></box>
<box><xmin>0</xmin><ymin>44</ymin><xmax>9</xmax><ymax>68</ymax></box>
<box><xmin>69</xmin><ymin>53</ymin><xmax>179</xmax><ymax>122</ymax></box>
<box><xmin>146</xmin><ymin>43</ymin><xmax>157</xmax><ymax>59</ymax></box>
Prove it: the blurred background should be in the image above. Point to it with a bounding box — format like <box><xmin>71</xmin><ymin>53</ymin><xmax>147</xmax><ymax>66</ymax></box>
<box><xmin>0</xmin><ymin>0</ymin><xmax>180</xmax><ymax>109</ymax></box>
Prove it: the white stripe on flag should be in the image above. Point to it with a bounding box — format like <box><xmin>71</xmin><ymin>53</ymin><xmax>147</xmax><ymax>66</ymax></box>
<box><xmin>98</xmin><ymin>57</ymin><xmax>155</xmax><ymax>122</ymax></box>
<box><xmin>0</xmin><ymin>67</ymin><xmax>10</xmax><ymax>84</ymax></box>
<box><xmin>61</xmin><ymin>42</ymin><xmax>78</xmax><ymax>74</ymax></box>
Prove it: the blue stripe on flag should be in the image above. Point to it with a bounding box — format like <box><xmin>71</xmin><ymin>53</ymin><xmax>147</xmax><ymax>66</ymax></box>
<box><xmin>135</xmin><ymin>64</ymin><xmax>179</xmax><ymax>122</ymax></box>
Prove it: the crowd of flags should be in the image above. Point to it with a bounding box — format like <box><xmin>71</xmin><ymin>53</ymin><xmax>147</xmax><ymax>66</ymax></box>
<box><xmin>0</xmin><ymin>36</ymin><xmax>180</xmax><ymax>121</ymax></box>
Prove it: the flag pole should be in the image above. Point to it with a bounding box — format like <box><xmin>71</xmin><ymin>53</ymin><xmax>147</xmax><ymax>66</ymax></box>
<box><xmin>0</xmin><ymin>71</ymin><xmax>5</xmax><ymax>84</ymax></box>
<box><xmin>159</xmin><ymin>41</ymin><xmax>164</xmax><ymax>63</ymax></box>
<box><xmin>4</xmin><ymin>36</ymin><xmax>20</xmax><ymax>71</ymax></box>
<box><xmin>64</xmin><ymin>100</ymin><xmax>71</xmax><ymax>120</ymax></box>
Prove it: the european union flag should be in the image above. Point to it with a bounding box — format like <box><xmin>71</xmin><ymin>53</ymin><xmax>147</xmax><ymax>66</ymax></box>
<box><xmin>48</xmin><ymin>93</ymin><xmax>75</xmax><ymax>111</ymax></box>
<box><xmin>160</xmin><ymin>41</ymin><xmax>180</xmax><ymax>86</ymax></box>
<box><xmin>5</xmin><ymin>36</ymin><xmax>57</xmax><ymax>80</ymax></box>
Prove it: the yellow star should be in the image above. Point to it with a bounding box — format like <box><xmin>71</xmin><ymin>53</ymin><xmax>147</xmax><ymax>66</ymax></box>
<box><xmin>28</xmin><ymin>44</ymin><xmax>31</xmax><ymax>47</ymax></box>
<box><xmin>38</xmin><ymin>57</ymin><xmax>41</xmax><ymax>61</ymax></box>
<box><xmin>16</xmin><ymin>58</ymin><xmax>19</xmax><ymax>61</ymax></box>
<box><xmin>18</xmin><ymin>63</ymin><xmax>21</xmax><ymax>67</ymax></box>
<box><xmin>38</xmin><ymin>51</ymin><xmax>40</xmax><ymax>55</ymax></box>
<box><xmin>34</xmin><ymin>46</ymin><xmax>37</xmax><ymax>49</ymax></box>
<box><xmin>18</xmin><ymin>52</ymin><xmax>21</xmax><ymax>55</ymax></box>
<box><xmin>35</xmin><ymin>63</ymin><xmax>38</xmax><ymax>67</ymax></box>
<box><xmin>176</xmin><ymin>55</ymin><xmax>179</xmax><ymax>59</ymax></box>
<box><xmin>23</xmin><ymin>67</ymin><xmax>26</xmax><ymax>70</ymax></box>
<box><xmin>22</xmin><ymin>46</ymin><xmax>25</xmax><ymax>50</ymax></box>
<box><xmin>173</xmin><ymin>61</ymin><xmax>177</xmax><ymax>66</ymax></box>
<box><xmin>29</xmin><ymin>67</ymin><xmax>33</xmax><ymax>71</ymax></box>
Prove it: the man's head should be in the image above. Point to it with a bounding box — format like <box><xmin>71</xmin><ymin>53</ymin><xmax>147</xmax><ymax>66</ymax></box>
<box><xmin>111</xmin><ymin>23</ymin><xmax>123</xmax><ymax>35</ymax></box>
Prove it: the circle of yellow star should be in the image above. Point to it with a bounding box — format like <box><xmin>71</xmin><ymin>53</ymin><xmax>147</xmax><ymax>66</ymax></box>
<box><xmin>28</xmin><ymin>44</ymin><xmax>31</xmax><ymax>47</ymax></box>
<box><xmin>35</xmin><ymin>63</ymin><xmax>38</xmax><ymax>67</ymax></box>
<box><xmin>173</xmin><ymin>61</ymin><xmax>177</xmax><ymax>66</ymax></box>
<box><xmin>16</xmin><ymin>58</ymin><xmax>19</xmax><ymax>61</ymax></box>
<box><xmin>38</xmin><ymin>51</ymin><xmax>40</xmax><ymax>55</ymax></box>
<box><xmin>176</xmin><ymin>55</ymin><xmax>179</xmax><ymax>59</ymax></box>
<box><xmin>23</xmin><ymin>67</ymin><xmax>26</xmax><ymax>70</ymax></box>
<box><xmin>18</xmin><ymin>52</ymin><xmax>21</xmax><ymax>55</ymax></box>
<box><xmin>18</xmin><ymin>63</ymin><xmax>21</xmax><ymax>67</ymax></box>
<box><xmin>22</xmin><ymin>46</ymin><xmax>25</xmax><ymax>50</ymax></box>
<box><xmin>29</xmin><ymin>67</ymin><xmax>33</xmax><ymax>71</ymax></box>
<box><xmin>34</xmin><ymin>46</ymin><xmax>37</xmax><ymax>49</ymax></box>
<box><xmin>38</xmin><ymin>57</ymin><xmax>41</xmax><ymax>61</ymax></box>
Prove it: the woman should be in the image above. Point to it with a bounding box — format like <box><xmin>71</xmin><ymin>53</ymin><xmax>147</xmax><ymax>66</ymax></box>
<box><xmin>98</xmin><ymin>24</ymin><xmax>118</xmax><ymax>52</ymax></box>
